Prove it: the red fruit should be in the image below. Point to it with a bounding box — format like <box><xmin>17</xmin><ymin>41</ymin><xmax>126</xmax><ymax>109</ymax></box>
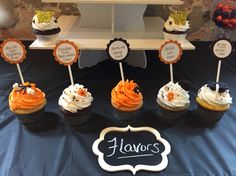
<box><xmin>223</xmin><ymin>18</ymin><xmax>230</xmax><ymax>25</ymax></box>
<box><xmin>227</xmin><ymin>23</ymin><xmax>233</xmax><ymax>28</ymax></box>
<box><xmin>229</xmin><ymin>18</ymin><xmax>236</xmax><ymax>25</ymax></box>
<box><xmin>216</xmin><ymin>15</ymin><xmax>223</xmax><ymax>21</ymax></box>
<box><xmin>223</xmin><ymin>5</ymin><xmax>232</xmax><ymax>13</ymax></box>
<box><xmin>217</xmin><ymin>3</ymin><xmax>224</xmax><ymax>9</ymax></box>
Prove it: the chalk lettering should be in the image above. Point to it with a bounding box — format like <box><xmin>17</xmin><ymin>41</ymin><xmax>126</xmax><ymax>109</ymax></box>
<box><xmin>106</xmin><ymin>137</ymin><xmax>160</xmax><ymax>158</ymax></box>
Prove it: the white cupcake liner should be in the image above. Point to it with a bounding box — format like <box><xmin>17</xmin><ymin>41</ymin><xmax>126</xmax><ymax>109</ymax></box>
<box><xmin>35</xmin><ymin>34</ymin><xmax>60</xmax><ymax>46</ymax></box>
<box><xmin>163</xmin><ymin>32</ymin><xmax>187</xmax><ymax>41</ymax></box>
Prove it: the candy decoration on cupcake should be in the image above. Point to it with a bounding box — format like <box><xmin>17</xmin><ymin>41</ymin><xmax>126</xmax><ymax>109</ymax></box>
<box><xmin>0</xmin><ymin>39</ymin><xmax>27</xmax><ymax>84</ymax></box>
<box><xmin>53</xmin><ymin>40</ymin><xmax>79</xmax><ymax>85</ymax></box>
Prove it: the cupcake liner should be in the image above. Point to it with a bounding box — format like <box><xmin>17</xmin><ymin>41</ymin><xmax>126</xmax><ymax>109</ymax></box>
<box><xmin>157</xmin><ymin>105</ymin><xmax>188</xmax><ymax>124</ymax></box>
<box><xmin>35</xmin><ymin>33</ymin><xmax>59</xmax><ymax>45</ymax></box>
<box><xmin>60</xmin><ymin>106</ymin><xmax>92</xmax><ymax>126</ymax></box>
<box><xmin>16</xmin><ymin>107</ymin><xmax>45</xmax><ymax>124</ymax></box>
<box><xmin>196</xmin><ymin>104</ymin><xmax>226</xmax><ymax>125</ymax></box>
<box><xmin>163</xmin><ymin>31</ymin><xmax>187</xmax><ymax>41</ymax></box>
<box><xmin>113</xmin><ymin>108</ymin><xmax>141</xmax><ymax>121</ymax></box>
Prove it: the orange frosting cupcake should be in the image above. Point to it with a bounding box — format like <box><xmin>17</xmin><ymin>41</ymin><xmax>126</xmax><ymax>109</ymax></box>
<box><xmin>9</xmin><ymin>82</ymin><xmax>46</xmax><ymax>114</ymax></box>
<box><xmin>111</xmin><ymin>80</ymin><xmax>143</xmax><ymax>111</ymax></box>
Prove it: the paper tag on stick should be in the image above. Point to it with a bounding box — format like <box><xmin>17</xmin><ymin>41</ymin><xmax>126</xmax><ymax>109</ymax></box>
<box><xmin>53</xmin><ymin>40</ymin><xmax>79</xmax><ymax>66</ymax></box>
<box><xmin>159</xmin><ymin>40</ymin><xmax>182</xmax><ymax>64</ymax></box>
<box><xmin>1</xmin><ymin>39</ymin><xmax>26</xmax><ymax>64</ymax></box>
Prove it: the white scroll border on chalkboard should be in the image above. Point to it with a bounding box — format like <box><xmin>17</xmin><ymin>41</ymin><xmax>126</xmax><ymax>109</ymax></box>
<box><xmin>106</xmin><ymin>38</ymin><xmax>130</xmax><ymax>63</ymax></box>
<box><xmin>92</xmin><ymin>125</ymin><xmax>171</xmax><ymax>175</ymax></box>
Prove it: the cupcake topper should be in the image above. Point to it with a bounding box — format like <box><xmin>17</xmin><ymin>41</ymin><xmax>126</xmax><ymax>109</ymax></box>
<box><xmin>35</xmin><ymin>10</ymin><xmax>54</xmax><ymax>23</ymax></box>
<box><xmin>212</xmin><ymin>38</ymin><xmax>233</xmax><ymax>91</ymax></box>
<box><xmin>159</xmin><ymin>40</ymin><xmax>183</xmax><ymax>83</ymax></box>
<box><xmin>53</xmin><ymin>40</ymin><xmax>79</xmax><ymax>86</ymax></box>
<box><xmin>106</xmin><ymin>38</ymin><xmax>130</xmax><ymax>83</ymax></box>
<box><xmin>0</xmin><ymin>39</ymin><xmax>27</xmax><ymax>84</ymax></box>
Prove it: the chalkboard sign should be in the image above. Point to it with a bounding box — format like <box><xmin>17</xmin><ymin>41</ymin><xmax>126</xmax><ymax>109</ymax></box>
<box><xmin>92</xmin><ymin>126</ymin><xmax>171</xmax><ymax>175</ymax></box>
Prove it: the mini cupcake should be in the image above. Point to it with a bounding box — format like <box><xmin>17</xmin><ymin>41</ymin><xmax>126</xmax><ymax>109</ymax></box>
<box><xmin>59</xmin><ymin>83</ymin><xmax>93</xmax><ymax>126</ymax></box>
<box><xmin>111</xmin><ymin>80</ymin><xmax>143</xmax><ymax>120</ymax></box>
<box><xmin>9</xmin><ymin>82</ymin><xmax>47</xmax><ymax>124</ymax></box>
<box><xmin>163</xmin><ymin>11</ymin><xmax>190</xmax><ymax>40</ymax></box>
<box><xmin>32</xmin><ymin>10</ymin><xmax>61</xmax><ymax>45</ymax></box>
<box><xmin>156</xmin><ymin>82</ymin><xmax>190</xmax><ymax>123</ymax></box>
<box><xmin>196</xmin><ymin>82</ymin><xmax>232</xmax><ymax>124</ymax></box>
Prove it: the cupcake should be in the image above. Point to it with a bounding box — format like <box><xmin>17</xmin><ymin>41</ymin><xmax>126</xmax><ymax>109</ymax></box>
<box><xmin>111</xmin><ymin>80</ymin><xmax>143</xmax><ymax>120</ymax></box>
<box><xmin>156</xmin><ymin>82</ymin><xmax>190</xmax><ymax>123</ymax></box>
<box><xmin>163</xmin><ymin>11</ymin><xmax>190</xmax><ymax>40</ymax></box>
<box><xmin>32</xmin><ymin>10</ymin><xmax>61</xmax><ymax>45</ymax></box>
<box><xmin>196</xmin><ymin>82</ymin><xmax>232</xmax><ymax>124</ymax></box>
<box><xmin>59</xmin><ymin>83</ymin><xmax>93</xmax><ymax>126</ymax></box>
<box><xmin>9</xmin><ymin>82</ymin><xmax>47</xmax><ymax>124</ymax></box>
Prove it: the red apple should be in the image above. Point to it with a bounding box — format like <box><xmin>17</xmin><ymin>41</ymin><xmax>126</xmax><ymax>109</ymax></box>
<box><xmin>223</xmin><ymin>18</ymin><xmax>230</xmax><ymax>25</ymax></box>
<box><xmin>216</xmin><ymin>15</ymin><xmax>223</xmax><ymax>22</ymax></box>
<box><xmin>227</xmin><ymin>23</ymin><xmax>233</xmax><ymax>28</ymax></box>
<box><xmin>223</xmin><ymin>5</ymin><xmax>232</xmax><ymax>13</ymax></box>
<box><xmin>229</xmin><ymin>18</ymin><xmax>236</xmax><ymax>26</ymax></box>
<box><xmin>217</xmin><ymin>3</ymin><xmax>224</xmax><ymax>9</ymax></box>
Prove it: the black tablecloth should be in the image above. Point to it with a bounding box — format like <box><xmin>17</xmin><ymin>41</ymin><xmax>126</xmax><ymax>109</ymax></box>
<box><xmin>0</xmin><ymin>42</ymin><xmax>236</xmax><ymax>176</ymax></box>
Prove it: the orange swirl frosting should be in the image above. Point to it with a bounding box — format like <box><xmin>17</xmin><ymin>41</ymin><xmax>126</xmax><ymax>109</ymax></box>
<box><xmin>9</xmin><ymin>82</ymin><xmax>46</xmax><ymax>112</ymax></box>
<box><xmin>111</xmin><ymin>80</ymin><xmax>143</xmax><ymax>111</ymax></box>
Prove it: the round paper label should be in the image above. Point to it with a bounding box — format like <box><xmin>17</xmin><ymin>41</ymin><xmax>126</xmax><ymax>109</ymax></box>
<box><xmin>53</xmin><ymin>40</ymin><xmax>79</xmax><ymax>66</ymax></box>
<box><xmin>0</xmin><ymin>39</ymin><xmax>26</xmax><ymax>64</ymax></box>
<box><xmin>107</xmin><ymin>38</ymin><xmax>130</xmax><ymax>62</ymax></box>
<box><xmin>213</xmin><ymin>39</ymin><xmax>232</xmax><ymax>59</ymax></box>
<box><xmin>159</xmin><ymin>40</ymin><xmax>182</xmax><ymax>64</ymax></box>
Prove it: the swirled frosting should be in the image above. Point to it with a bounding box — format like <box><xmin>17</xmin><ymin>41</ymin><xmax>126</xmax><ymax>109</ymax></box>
<box><xmin>9</xmin><ymin>82</ymin><xmax>46</xmax><ymax>111</ymax></box>
<box><xmin>164</xmin><ymin>17</ymin><xmax>190</xmax><ymax>32</ymax></box>
<box><xmin>32</xmin><ymin>15</ymin><xmax>59</xmax><ymax>31</ymax></box>
<box><xmin>111</xmin><ymin>80</ymin><xmax>143</xmax><ymax>111</ymax></box>
<box><xmin>58</xmin><ymin>84</ymin><xmax>93</xmax><ymax>113</ymax></box>
<box><xmin>157</xmin><ymin>82</ymin><xmax>190</xmax><ymax>108</ymax></box>
<box><xmin>197</xmin><ymin>84</ymin><xmax>232</xmax><ymax>106</ymax></box>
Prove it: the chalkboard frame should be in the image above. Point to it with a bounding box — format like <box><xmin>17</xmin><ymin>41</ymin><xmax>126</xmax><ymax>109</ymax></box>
<box><xmin>92</xmin><ymin>125</ymin><xmax>171</xmax><ymax>175</ymax></box>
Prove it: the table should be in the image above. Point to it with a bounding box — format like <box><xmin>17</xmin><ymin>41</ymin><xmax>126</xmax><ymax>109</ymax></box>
<box><xmin>0</xmin><ymin>42</ymin><xmax>236</xmax><ymax>176</ymax></box>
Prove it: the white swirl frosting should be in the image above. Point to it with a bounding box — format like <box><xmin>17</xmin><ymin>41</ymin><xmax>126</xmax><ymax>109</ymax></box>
<box><xmin>58</xmin><ymin>84</ymin><xmax>93</xmax><ymax>113</ymax></box>
<box><xmin>157</xmin><ymin>82</ymin><xmax>190</xmax><ymax>108</ymax></box>
<box><xmin>197</xmin><ymin>85</ymin><xmax>232</xmax><ymax>106</ymax></box>
<box><xmin>32</xmin><ymin>15</ymin><xmax>59</xmax><ymax>31</ymax></box>
<box><xmin>164</xmin><ymin>17</ymin><xmax>190</xmax><ymax>32</ymax></box>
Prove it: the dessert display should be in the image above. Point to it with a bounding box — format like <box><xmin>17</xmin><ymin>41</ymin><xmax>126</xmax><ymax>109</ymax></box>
<box><xmin>196</xmin><ymin>82</ymin><xmax>232</xmax><ymax>124</ymax></box>
<box><xmin>163</xmin><ymin>10</ymin><xmax>190</xmax><ymax>40</ymax></box>
<box><xmin>9</xmin><ymin>82</ymin><xmax>47</xmax><ymax>124</ymax></box>
<box><xmin>59</xmin><ymin>83</ymin><xmax>93</xmax><ymax>126</ymax></box>
<box><xmin>212</xmin><ymin>1</ymin><xmax>236</xmax><ymax>30</ymax></box>
<box><xmin>156</xmin><ymin>82</ymin><xmax>190</xmax><ymax>123</ymax></box>
<box><xmin>32</xmin><ymin>10</ymin><xmax>61</xmax><ymax>45</ymax></box>
<box><xmin>111</xmin><ymin>80</ymin><xmax>143</xmax><ymax>120</ymax></box>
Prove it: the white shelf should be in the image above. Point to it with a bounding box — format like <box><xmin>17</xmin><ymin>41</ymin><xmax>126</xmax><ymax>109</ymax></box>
<box><xmin>29</xmin><ymin>16</ymin><xmax>195</xmax><ymax>50</ymax></box>
<box><xmin>41</xmin><ymin>0</ymin><xmax>184</xmax><ymax>5</ymax></box>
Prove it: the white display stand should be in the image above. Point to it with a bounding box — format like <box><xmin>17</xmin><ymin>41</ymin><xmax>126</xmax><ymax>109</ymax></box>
<box><xmin>30</xmin><ymin>0</ymin><xmax>195</xmax><ymax>68</ymax></box>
